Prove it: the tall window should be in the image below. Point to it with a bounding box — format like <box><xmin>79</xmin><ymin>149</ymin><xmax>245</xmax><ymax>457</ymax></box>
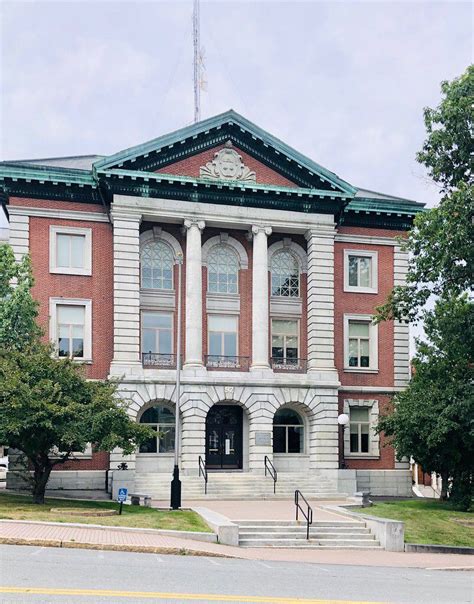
<box><xmin>344</xmin><ymin>250</ymin><xmax>377</xmax><ymax>293</ymax></box>
<box><xmin>273</xmin><ymin>408</ymin><xmax>304</xmax><ymax>453</ymax></box>
<box><xmin>271</xmin><ymin>251</ymin><xmax>299</xmax><ymax>297</ymax></box>
<box><xmin>271</xmin><ymin>319</ymin><xmax>299</xmax><ymax>362</ymax></box>
<box><xmin>141</xmin><ymin>241</ymin><xmax>174</xmax><ymax>289</ymax></box>
<box><xmin>348</xmin><ymin>320</ymin><xmax>370</xmax><ymax>368</ymax></box>
<box><xmin>349</xmin><ymin>407</ymin><xmax>370</xmax><ymax>453</ymax></box>
<box><xmin>50</xmin><ymin>226</ymin><xmax>91</xmax><ymax>275</ymax></box>
<box><xmin>139</xmin><ymin>405</ymin><xmax>175</xmax><ymax>453</ymax></box>
<box><xmin>57</xmin><ymin>305</ymin><xmax>85</xmax><ymax>358</ymax></box>
<box><xmin>208</xmin><ymin>315</ymin><xmax>238</xmax><ymax>359</ymax></box>
<box><xmin>141</xmin><ymin>312</ymin><xmax>172</xmax><ymax>355</ymax></box>
<box><xmin>208</xmin><ymin>246</ymin><xmax>239</xmax><ymax>294</ymax></box>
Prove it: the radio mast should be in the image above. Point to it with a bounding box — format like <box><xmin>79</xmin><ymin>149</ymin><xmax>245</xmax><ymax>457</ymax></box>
<box><xmin>193</xmin><ymin>0</ymin><xmax>201</xmax><ymax>123</ymax></box>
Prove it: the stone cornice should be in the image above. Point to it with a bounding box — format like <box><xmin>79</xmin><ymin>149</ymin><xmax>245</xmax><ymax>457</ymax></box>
<box><xmin>8</xmin><ymin>205</ymin><xmax>109</xmax><ymax>222</ymax></box>
<box><xmin>112</xmin><ymin>194</ymin><xmax>336</xmax><ymax>235</ymax></box>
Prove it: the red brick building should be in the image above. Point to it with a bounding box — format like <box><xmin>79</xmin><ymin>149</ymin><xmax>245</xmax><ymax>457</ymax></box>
<box><xmin>1</xmin><ymin>111</ymin><xmax>423</xmax><ymax>498</ymax></box>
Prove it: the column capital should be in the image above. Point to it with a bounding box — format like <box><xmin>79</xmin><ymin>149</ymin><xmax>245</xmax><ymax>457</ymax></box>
<box><xmin>183</xmin><ymin>218</ymin><xmax>206</xmax><ymax>231</ymax></box>
<box><xmin>251</xmin><ymin>225</ymin><xmax>272</xmax><ymax>237</ymax></box>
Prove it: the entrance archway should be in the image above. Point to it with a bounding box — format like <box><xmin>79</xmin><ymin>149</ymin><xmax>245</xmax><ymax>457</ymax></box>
<box><xmin>205</xmin><ymin>405</ymin><xmax>243</xmax><ymax>469</ymax></box>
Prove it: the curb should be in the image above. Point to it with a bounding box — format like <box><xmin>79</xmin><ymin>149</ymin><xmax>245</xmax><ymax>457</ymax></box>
<box><xmin>0</xmin><ymin>537</ymin><xmax>236</xmax><ymax>558</ymax></box>
<box><xmin>0</xmin><ymin>519</ymin><xmax>217</xmax><ymax>544</ymax></box>
<box><xmin>406</xmin><ymin>543</ymin><xmax>474</xmax><ymax>556</ymax></box>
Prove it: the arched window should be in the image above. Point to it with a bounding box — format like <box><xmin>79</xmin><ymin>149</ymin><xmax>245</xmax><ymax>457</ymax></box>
<box><xmin>139</xmin><ymin>405</ymin><xmax>175</xmax><ymax>453</ymax></box>
<box><xmin>141</xmin><ymin>241</ymin><xmax>174</xmax><ymax>290</ymax></box>
<box><xmin>271</xmin><ymin>251</ymin><xmax>299</xmax><ymax>297</ymax></box>
<box><xmin>207</xmin><ymin>245</ymin><xmax>239</xmax><ymax>294</ymax></box>
<box><xmin>273</xmin><ymin>408</ymin><xmax>304</xmax><ymax>453</ymax></box>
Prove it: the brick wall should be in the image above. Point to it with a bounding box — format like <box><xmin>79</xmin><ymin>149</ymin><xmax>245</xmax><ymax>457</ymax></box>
<box><xmin>338</xmin><ymin>393</ymin><xmax>395</xmax><ymax>469</ymax></box>
<box><xmin>334</xmin><ymin>240</ymin><xmax>395</xmax><ymax>387</ymax></box>
<box><xmin>156</xmin><ymin>144</ymin><xmax>297</xmax><ymax>188</ymax></box>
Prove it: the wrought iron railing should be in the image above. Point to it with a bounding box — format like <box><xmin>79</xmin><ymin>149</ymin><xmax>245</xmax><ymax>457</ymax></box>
<box><xmin>205</xmin><ymin>355</ymin><xmax>250</xmax><ymax>371</ymax></box>
<box><xmin>142</xmin><ymin>352</ymin><xmax>179</xmax><ymax>368</ymax></box>
<box><xmin>264</xmin><ymin>455</ymin><xmax>277</xmax><ymax>494</ymax></box>
<box><xmin>198</xmin><ymin>455</ymin><xmax>208</xmax><ymax>495</ymax></box>
<box><xmin>270</xmin><ymin>357</ymin><xmax>307</xmax><ymax>373</ymax></box>
<box><xmin>295</xmin><ymin>489</ymin><xmax>313</xmax><ymax>540</ymax></box>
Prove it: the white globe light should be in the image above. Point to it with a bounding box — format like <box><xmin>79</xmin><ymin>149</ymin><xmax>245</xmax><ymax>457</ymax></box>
<box><xmin>338</xmin><ymin>413</ymin><xmax>349</xmax><ymax>426</ymax></box>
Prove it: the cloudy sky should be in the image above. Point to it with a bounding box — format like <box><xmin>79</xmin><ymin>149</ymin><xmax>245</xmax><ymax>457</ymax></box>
<box><xmin>0</xmin><ymin>0</ymin><xmax>471</xmax><ymax>232</ymax></box>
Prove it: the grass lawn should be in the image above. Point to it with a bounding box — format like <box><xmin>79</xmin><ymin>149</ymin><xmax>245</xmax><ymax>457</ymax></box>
<box><xmin>353</xmin><ymin>499</ymin><xmax>473</xmax><ymax>547</ymax></box>
<box><xmin>0</xmin><ymin>492</ymin><xmax>211</xmax><ymax>533</ymax></box>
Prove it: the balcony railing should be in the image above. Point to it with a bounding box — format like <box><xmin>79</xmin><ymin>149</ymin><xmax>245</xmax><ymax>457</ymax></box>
<box><xmin>270</xmin><ymin>357</ymin><xmax>307</xmax><ymax>373</ymax></box>
<box><xmin>205</xmin><ymin>355</ymin><xmax>250</xmax><ymax>371</ymax></box>
<box><xmin>142</xmin><ymin>352</ymin><xmax>179</xmax><ymax>369</ymax></box>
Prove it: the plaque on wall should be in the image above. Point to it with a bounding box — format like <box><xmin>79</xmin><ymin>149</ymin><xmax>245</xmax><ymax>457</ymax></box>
<box><xmin>255</xmin><ymin>431</ymin><xmax>272</xmax><ymax>446</ymax></box>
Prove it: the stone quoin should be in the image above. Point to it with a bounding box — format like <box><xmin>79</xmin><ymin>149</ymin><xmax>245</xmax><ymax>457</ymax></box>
<box><xmin>1</xmin><ymin>110</ymin><xmax>424</xmax><ymax>498</ymax></box>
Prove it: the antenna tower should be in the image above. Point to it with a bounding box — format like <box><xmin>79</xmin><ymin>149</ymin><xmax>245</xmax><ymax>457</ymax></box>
<box><xmin>193</xmin><ymin>0</ymin><xmax>201</xmax><ymax>123</ymax></box>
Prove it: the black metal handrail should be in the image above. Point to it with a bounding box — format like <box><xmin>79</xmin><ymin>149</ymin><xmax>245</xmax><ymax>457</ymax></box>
<box><xmin>264</xmin><ymin>456</ymin><xmax>277</xmax><ymax>494</ymax></box>
<box><xmin>295</xmin><ymin>489</ymin><xmax>313</xmax><ymax>540</ymax></box>
<box><xmin>205</xmin><ymin>355</ymin><xmax>250</xmax><ymax>371</ymax></box>
<box><xmin>198</xmin><ymin>455</ymin><xmax>208</xmax><ymax>495</ymax></box>
<box><xmin>142</xmin><ymin>352</ymin><xmax>179</xmax><ymax>368</ymax></box>
<box><xmin>270</xmin><ymin>357</ymin><xmax>307</xmax><ymax>373</ymax></box>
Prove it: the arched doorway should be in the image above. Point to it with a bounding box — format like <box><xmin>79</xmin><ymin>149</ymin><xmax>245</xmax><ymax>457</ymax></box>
<box><xmin>205</xmin><ymin>405</ymin><xmax>243</xmax><ymax>469</ymax></box>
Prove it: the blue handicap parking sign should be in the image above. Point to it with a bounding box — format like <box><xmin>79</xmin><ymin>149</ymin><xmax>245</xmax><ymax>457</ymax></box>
<box><xmin>117</xmin><ymin>487</ymin><xmax>128</xmax><ymax>503</ymax></box>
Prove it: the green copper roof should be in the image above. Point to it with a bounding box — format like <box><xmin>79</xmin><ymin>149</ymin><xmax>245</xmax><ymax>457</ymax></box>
<box><xmin>0</xmin><ymin>112</ymin><xmax>425</xmax><ymax>229</ymax></box>
<box><xmin>93</xmin><ymin>110</ymin><xmax>356</xmax><ymax>195</ymax></box>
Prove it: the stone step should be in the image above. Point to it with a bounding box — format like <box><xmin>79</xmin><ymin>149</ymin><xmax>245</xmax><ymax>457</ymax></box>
<box><xmin>240</xmin><ymin>530</ymin><xmax>374</xmax><ymax>539</ymax></box>
<box><xmin>239</xmin><ymin>538</ymin><xmax>381</xmax><ymax>548</ymax></box>
<box><xmin>235</xmin><ymin>520</ymin><xmax>363</xmax><ymax>527</ymax></box>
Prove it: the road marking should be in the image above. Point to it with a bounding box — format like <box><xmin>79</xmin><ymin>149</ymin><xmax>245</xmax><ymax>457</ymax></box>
<box><xmin>30</xmin><ymin>547</ymin><xmax>45</xmax><ymax>556</ymax></box>
<box><xmin>207</xmin><ymin>557</ymin><xmax>222</xmax><ymax>566</ymax></box>
<box><xmin>0</xmin><ymin>587</ymin><xmax>387</xmax><ymax>603</ymax></box>
<box><xmin>256</xmin><ymin>561</ymin><xmax>273</xmax><ymax>569</ymax></box>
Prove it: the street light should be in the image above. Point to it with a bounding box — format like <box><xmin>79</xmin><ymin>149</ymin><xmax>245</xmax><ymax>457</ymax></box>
<box><xmin>337</xmin><ymin>413</ymin><xmax>349</xmax><ymax>470</ymax></box>
<box><xmin>170</xmin><ymin>251</ymin><xmax>183</xmax><ymax>510</ymax></box>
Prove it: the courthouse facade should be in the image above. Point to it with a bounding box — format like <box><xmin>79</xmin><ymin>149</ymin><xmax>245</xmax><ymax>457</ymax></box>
<box><xmin>1</xmin><ymin>111</ymin><xmax>424</xmax><ymax>496</ymax></box>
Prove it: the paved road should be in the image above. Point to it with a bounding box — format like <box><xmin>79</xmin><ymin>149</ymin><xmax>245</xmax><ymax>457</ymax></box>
<box><xmin>0</xmin><ymin>545</ymin><xmax>472</xmax><ymax>603</ymax></box>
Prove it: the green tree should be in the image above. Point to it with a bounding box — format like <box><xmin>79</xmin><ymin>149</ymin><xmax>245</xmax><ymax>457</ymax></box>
<box><xmin>0</xmin><ymin>244</ymin><xmax>42</xmax><ymax>350</ymax></box>
<box><xmin>377</xmin><ymin>297</ymin><xmax>473</xmax><ymax>509</ymax></box>
<box><xmin>0</xmin><ymin>244</ymin><xmax>153</xmax><ymax>504</ymax></box>
<box><xmin>0</xmin><ymin>345</ymin><xmax>153</xmax><ymax>504</ymax></box>
<box><xmin>376</xmin><ymin>66</ymin><xmax>474</xmax><ymax>509</ymax></box>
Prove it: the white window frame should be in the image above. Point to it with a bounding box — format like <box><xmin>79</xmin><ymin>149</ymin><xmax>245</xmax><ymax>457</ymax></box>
<box><xmin>271</xmin><ymin>318</ymin><xmax>300</xmax><ymax>361</ymax></box>
<box><xmin>343</xmin><ymin>314</ymin><xmax>378</xmax><ymax>372</ymax></box>
<box><xmin>140</xmin><ymin>310</ymin><xmax>174</xmax><ymax>355</ymax></box>
<box><xmin>49</xmin><ymin>226</ymin><xmax>92</xmax><ymax>276</ymax></box>
<box><xmin>49</xmin><ymin>298</ymin><xmax>92</xmax><ymax>362</ymax></box>
<box><xmin>343</xmin><ymin>399</ymin><xmax>380</xmax><ymax>459</ymax></box>
<box><xmin>343</xmin><ymin>249</ymin><xmax>378</xmax><ymax>294</ymax></box>
<box><xmin>207</xmin><ymin>314</ymin><xmax>239</xmax><ymax>358</ymax></box>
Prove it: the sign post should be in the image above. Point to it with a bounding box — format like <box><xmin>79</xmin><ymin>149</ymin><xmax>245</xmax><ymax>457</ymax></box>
<box><xmin>117</xmin><ymin>487</ymin><xmax>128</xmax><ymax>515</ymax></box>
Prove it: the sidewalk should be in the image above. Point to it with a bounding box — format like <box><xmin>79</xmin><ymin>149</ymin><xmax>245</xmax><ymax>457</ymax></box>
<box><xmin>0</xmin><ymin>519</ymin><xmax>472</xmax><ymax>570</ymax></box>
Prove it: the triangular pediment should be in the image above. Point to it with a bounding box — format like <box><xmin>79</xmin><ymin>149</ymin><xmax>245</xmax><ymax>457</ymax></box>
<box><xmin>94</xmin><ymin>110</ymin><xmax>355</xmax><ymax>195</ymax></box>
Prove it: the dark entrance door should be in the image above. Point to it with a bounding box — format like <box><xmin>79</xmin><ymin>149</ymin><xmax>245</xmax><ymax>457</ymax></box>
<box><xmin>205</xmin><ymin>405</ymin><xmax>243</xmax><ymax>469</ymax></box>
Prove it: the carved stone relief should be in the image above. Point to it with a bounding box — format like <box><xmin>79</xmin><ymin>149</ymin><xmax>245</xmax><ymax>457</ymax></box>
<box><xmin>200</xmin><ymin>141</ymin><xmax>256</xmax><ymax>183</ymax></box>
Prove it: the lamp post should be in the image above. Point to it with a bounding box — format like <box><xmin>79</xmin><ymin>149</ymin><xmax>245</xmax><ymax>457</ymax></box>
<box><xmin>170</xmin><ymin>252</ymin><xmax>183</xmax><ymax>510</ymax></box>
<box><xmin>337</xmin><ymin>413</ymin><xmax>349</xmax><ymax>470</ymax></box>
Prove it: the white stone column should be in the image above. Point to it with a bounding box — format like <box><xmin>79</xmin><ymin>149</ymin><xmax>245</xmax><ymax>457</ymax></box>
<box><xmin>183</xmin><ymin>219</ymin><xmax>205</xmax><ymax>367</ymax></box>
<box><xmin>305</xmin><ymin>226</ymin><xmax>336</xmax><ymax>371</ymax></box>
<box><xmin>250</xmin><ymin>225</ymin><xmax>272</xmax><ymax>370</ymax></box>
<box><xmin>111</xmin><ymin>211</ymin><xmax>141</xmax><ymax>368</ymax></box>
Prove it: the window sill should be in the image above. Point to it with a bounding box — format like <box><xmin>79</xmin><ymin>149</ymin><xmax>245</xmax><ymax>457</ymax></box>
<box><xmin>343</xmin><ymin>286</ymin><xmax>378</xmax><ymax>295</ymax></box>
<box><xmin>345</xmin><ymin>454</ymin><xmax>380</xmax><ymax>460</ymax></box>
<box><xmin>50</xmin><ymin>268</ymin><xmax>92</xmax><ymax>277</ymax></box>
<box><xmin>344</xmin><ymin>367</ymin><xmax>378</xmax><ymax>374</ymax></box>
<box><xmin>55</xmin><ymin>357</ymin><xmax>93</xmax><ymax>364</ymax></box>
<box><xmin>137</xmin><ymin>453</ymin><xmax>174</xmax><ymax>457</ymax></box>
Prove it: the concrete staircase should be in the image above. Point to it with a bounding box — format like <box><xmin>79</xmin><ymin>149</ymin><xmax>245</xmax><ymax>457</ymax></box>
<box><xmin>134</xmin><ymin>471</ymin><xmax>346</xmax><ymax>501</ymax></box>
<box><xmin>236</xmin><ymin>519</ymin><xmax>382</xmax><ymax>549</ymax></box>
